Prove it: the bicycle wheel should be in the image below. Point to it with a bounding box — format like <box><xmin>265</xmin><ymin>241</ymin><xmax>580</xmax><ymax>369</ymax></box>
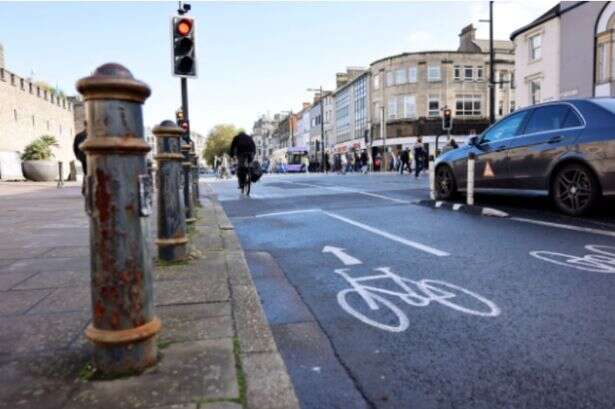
<box><xmin>337</xmin><ymin>289</ymin><xmax>409</xmax><ymax>332</ymax></box>
<box><xmin>418</xmin><ymin>280</ymin><xmax>500</xmax><ymax>317</ymax></box>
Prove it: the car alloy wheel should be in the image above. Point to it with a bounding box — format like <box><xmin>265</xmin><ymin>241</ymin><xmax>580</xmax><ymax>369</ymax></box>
<box><xmin>435</xmin><ymin>166</ymin><xmax>456</xmax><ymax>200</ymax></box>
<box><xmin>553</xmin><ymin>164</ymin><xmax>598</xmax><ymax>216</ymax></box>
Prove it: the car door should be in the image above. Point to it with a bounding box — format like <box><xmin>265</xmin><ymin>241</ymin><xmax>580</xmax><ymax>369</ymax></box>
<box><xmin>507</xmin><ymin>104</ymin><xmax>584</xmax><ymax>190</ymax></box>
<box><xmin>469</xmin><ymin>110</ymin><xmax>530</xmax><ymax>189</ymax></box>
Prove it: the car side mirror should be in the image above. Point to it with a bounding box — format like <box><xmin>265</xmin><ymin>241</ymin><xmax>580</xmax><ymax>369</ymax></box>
<box><xmin>468</xmin><ymin>136</ymin><xmax>479</xmax><ymax>146</ymax></box>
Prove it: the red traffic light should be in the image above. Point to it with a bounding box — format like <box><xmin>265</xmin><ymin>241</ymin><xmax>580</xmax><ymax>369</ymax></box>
<box><xmin>176</xmin><ymin>18</ymin><xmax>192</xmax><ymax>36</ymax></box>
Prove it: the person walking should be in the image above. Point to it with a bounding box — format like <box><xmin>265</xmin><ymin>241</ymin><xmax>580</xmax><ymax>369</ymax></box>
<box><xmin>400</xmin><ymin>148</ymin><xmax>410</xmax><ymax>175</ymax></box>
<box><xmin>302</xmin><ymin>155</ymin><xmax>310</xmax><ymax>174</ymax></box>
<box><xmin>413</xmin><ymin>137</ymin><xmax>425</xmax><ymax>178</ymax></box>
<box><xmin>360</xmin><ymin>150</ymin><xmax>369</xmax><ymax>174</ymax></box>
<box><xmin>229</xmin><ymin>131</ymin><xmax>256</xmax><ymax>189</ymax></box>
<box><xmin>340</xmin><ymin>153</ymin><xmax>347</xmax><ymax>175</ymax></box>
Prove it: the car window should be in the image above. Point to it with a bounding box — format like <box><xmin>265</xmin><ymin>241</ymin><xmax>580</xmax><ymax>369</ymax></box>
<box><xmin>481</xmin><ymin>111</ymin><xmax>528</xmax><ymax>143</ymax></box>
<box><xmin>562</xmin><ymin>109</ymin><xmax>582</xmax><ymax>128</ymax></box>
<box><xmin>525</xmin><ymin>105</ymin><xmax>572</xmax><ymax>134</ymax></box>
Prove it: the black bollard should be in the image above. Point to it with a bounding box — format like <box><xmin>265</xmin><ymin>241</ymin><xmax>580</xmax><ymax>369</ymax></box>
<box><xmin>153</xmin><ymin>120</ymin><xmax>188</xmax><ymax>261</ymax></box>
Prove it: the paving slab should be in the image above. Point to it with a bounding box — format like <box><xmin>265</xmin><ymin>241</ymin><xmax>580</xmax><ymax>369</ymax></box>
<box><xmin>0</xmin><ymin>289</ymin><xmax>50</xmax><ymax>316</ymax></box>
<box><xmin>232</xmin><ymin>284</ymin><xmax>278</xmax><ymax>354</ymax></box>
<box><xmin>28</xmin><ymin>286</ymin><xmax>91</xmax><ymax>314</ymax></box>
<box><xmin>13</xmin><ymin>269</ymin><xmax>89</xmax><ymax>290</ymax></box>
<box><xmin>158</xmin><ymin>303</ymin><xmax>233</xmax><ymax>343</ymax></box>
<box><xmin>242</xmin><ymin>351</ymin><xmax>300</xmax><ymax>409</ymax></box>
<box><xmin>0</xmin><ymin>271</ymin><xmax>38</xmax><ymax>291</ymax></box>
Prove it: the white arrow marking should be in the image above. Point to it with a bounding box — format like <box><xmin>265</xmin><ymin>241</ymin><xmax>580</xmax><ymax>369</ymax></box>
<box><xmin>322</xmin><ymin>246</ymin><xmax>363</xmax><ymax>266</ymax></box>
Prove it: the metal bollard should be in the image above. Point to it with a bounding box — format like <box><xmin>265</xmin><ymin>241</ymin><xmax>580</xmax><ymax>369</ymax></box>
<box><xmin>467</xmin><ymin>152</ymin><xmax>475</xmax><ymax>206</ymax></box>
<box><xmin>190</xmin><ymin>142</ymin><xmax>201</xmax><ymax>207</ymax></box>
<box><xmin>57</xmin><ymin>161</ymin><xmax>64</xmax><ymax>188</ymax></box>
<box><xmin>153</xmin><ymin>120</ymin><xmax>188</xmax><ymax>261</ymax></box>
<box><xmin>77</xmin><ymin>63</ymin><xmax>160</xmax><ymax>375</ymax></box>
<box><xmin>428</xmin><ymin>154</ymin><xmax>435</xmax><ymax>200</ymax></box>
<box><xmin>182</xmin><ymin>140</ymin><xmax>196</xmax><ymax>223</ymax></box>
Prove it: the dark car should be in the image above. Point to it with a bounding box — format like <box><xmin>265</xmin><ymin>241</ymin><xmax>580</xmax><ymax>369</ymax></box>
<box><xmin>434</xmin><ymin>98</ymin><xmax>615</xmax><ymax>215</ymax></box>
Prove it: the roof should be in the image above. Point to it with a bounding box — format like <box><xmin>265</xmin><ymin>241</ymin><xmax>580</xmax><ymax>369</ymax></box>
<box><xmin>510</xmin><ymin>2</ymin><xmax>586</xmax><ymax>41</ymax></box>
<box><xmin>369</xmin><ymin>50</ymin><xmax>484</xmax><ymax>67</ymax></box>
<box><xmin>473</xmin><ymin>39</ymin><xmax>514</xmax><ymax>53</ymax></box>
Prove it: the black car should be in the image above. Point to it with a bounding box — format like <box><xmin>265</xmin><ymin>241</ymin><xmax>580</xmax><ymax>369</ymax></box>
<box><xmin>434</xmin><ymin>98</ymin><xmax>615</xmax><ymax>215</ymax></box>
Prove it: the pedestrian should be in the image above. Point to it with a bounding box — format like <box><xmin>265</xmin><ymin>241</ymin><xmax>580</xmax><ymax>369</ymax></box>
<box><xmin>324</xmin><ymin>151</ymin><xmax>330</xmax><ymax>173</ymax></box>
<box><xmin>449</xmin><ymin>138</ymin><xmax>459</xmax><ymax>150</ymax></box>
<box><xmin>73</xmin><ymin>122</ymin><xmax>87</xmax><ymax>194</ymax></box>
<box><xmin>340</xmin><ymin>153</ymin><xmax>348</xmax><ymax>174</ymax></box>
<box><xmin>302</xmin><ymin>155</ymin><xmax>310</xmax><ymax>174</ymax></box>
<box><xmin>360</xmin><ymin>150</ymin><xmax>369</xmax><ymax>174</ymax></box>
<box><xmin>400</xmin><ymin>148</ymin><xmax>410</xmax><ymax>175</ymax></box>
<box><xmin>413</xmin><ymin>137</ymin><xmax>425</xmax><ymax>178</ymax></box>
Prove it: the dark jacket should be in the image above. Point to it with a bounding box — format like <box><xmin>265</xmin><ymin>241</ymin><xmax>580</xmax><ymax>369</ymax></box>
<box><xmin>400</xmin><ymin>150</ymin><xmax>409</xmax><ymax>163</ymax></box>
<box><xmin>73</xmin><ymin>130</ymin><xmax>87</xmax><ymax>175</ymax></box>
<box><xmin>230</xmin><ymin>133</ymin><xmax>256</xmax><ymax>160</ymax></box>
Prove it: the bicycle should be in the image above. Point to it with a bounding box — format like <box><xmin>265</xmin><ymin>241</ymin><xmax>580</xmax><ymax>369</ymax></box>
<box><xmin>239</xmin><ymin>157</ymin><xmax>251</xmax><ymax>196</ymax></box>
<box><xmin>335</xmin><ymin>267</ymin><xmax>501</xmax><ymax>332</ymax></box>
<box><xmin>531</xmin><ymin>244</ymin><xmax>615</xmax><ymax>273</ymax></box>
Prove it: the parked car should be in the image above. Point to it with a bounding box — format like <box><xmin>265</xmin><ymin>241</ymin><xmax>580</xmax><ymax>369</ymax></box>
<box><xmin>434</xmin><ymin>98</ymin><xmax>615</xmax><ymax>215</ymax></box>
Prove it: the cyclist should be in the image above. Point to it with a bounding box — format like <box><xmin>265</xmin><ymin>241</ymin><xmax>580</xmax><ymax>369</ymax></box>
<box><xmin>229</xmin><ymin>132</ymin><xmax>256</xmax><ymax>190</ymax></box>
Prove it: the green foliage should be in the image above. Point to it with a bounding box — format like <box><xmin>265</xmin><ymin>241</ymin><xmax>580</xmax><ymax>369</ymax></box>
<box><xmin>21</xmin><ymin>135</ymin><xmax>59</xmax><ymax>160</ymax></box>
<box><xmin>203</xmin><ymin>124</ymin><xmax>239</xmax><ymax>165</ymax></box>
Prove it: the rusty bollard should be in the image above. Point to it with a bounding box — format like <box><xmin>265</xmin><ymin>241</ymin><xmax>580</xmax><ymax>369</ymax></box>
<box><xmin>182</xmin><ymin>140</ymin><xmax>196</xmax><ymax>223</ymax></box>
<box><xmin>77</xmin><ymin>63</ymin><xmax>160</xmax><ymax>374</ymax></box>
<box><xmin>190</xmin><ymin>142</ymin><xmax>201</xmax><ymax>207</ymax></box>
<box><xmin>153</xmin><ymin>120</ymin><xmax>188</xmax><ymax>261</ymax></box>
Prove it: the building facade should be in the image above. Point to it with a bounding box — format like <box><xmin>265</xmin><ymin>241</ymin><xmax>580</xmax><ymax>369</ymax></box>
<box><xmin>511</xmin><ymin>2</ymin><xmax>612</xmax><ymax>106</ymax></box>
<box><xmin>369</xmin><ymin>25</ymin><xmax>514</xmax><ymax>155</ymax></box>
<box><xmin>333</xmin><ymin>71</ymin><xmax>369</xmax><ymax>153</ymax></box>
<box><xmin>0</xmin><ymin>45</ymin><xmax>76</xmax><ymax>178</ymax></box>
<box><xmin>252</xmin><ymin>114</ymin><xmax>280</xmax><ymax>162</ymax></box>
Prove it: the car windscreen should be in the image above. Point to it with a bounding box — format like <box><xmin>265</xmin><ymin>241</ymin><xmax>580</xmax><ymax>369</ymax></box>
<box><xmin>592</xmin><ymin>99</ymin><xmax>615</xmax><ymax>114</ymax></box>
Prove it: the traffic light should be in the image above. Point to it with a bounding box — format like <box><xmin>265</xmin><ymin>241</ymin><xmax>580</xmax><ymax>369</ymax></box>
<box><xmin>171</xmin><ymin>16</ymin><xmax>197</xmax><ymax>77</ymax></box>
<box><xmin>175</xmin><ymin>109</ymin><xmax>184</xmax><ymax>125</ymax></box>
<box><xmin>442</xmin><ymin>107</ymin><xmax>453</xmax><ymax>131</ymax></box>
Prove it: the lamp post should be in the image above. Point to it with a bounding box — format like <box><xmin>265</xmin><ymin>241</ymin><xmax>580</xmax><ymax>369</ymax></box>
<box><xmin>480</xmin><ymin>0</ymin><xmax>496</xmax><ymax>124</ymax></box>
<box><xmin>379</xmin><ymin>68</ymin><xmax>387</xmax><ymax>172</ymax></box>
<box><xmin>307</xmin><ymin>87</ymin><xmax>325</xmax><ymax>172</ymax></box>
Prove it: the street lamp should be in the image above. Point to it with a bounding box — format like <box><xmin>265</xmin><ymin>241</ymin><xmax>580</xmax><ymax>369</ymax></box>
<box><xmin>307</xmin><ymin>86</ymin><xmax>325</xmax><ymax>172</ymax></box>
<box><xmin>379</xmin><ymin>68</ymin><xmax>387</xmax><ymax>172</ymax></box>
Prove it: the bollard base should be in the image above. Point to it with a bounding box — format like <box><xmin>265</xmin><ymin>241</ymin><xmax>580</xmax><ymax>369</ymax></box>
<box><xmin>85</xmin><ymin>317</ymin><xmax>161</xmax><ymax>376</ymax></box>
<box><xmin>157</xmin><ymin>239</ymin><xmax>188</xmax><ymax>262</ymax></box>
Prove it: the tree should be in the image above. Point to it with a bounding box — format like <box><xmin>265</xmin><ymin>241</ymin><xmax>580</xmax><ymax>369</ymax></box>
<box><xmin>202</xmin><ymin>124</ymin><xmax>239</xmax><ymax>165</ymax></box>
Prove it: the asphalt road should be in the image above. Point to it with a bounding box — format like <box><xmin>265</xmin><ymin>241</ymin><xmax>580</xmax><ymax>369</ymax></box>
<box><xmin>208</xmin><ymin>172</ymin><xmax>615</xmax><ymax>409</ymax></box>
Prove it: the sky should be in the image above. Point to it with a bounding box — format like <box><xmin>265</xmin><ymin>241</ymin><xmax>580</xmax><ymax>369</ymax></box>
<box><xmin>0</xmin><ymin>0</ymin><xmax>557</xmax><ymax>136</ymax></box>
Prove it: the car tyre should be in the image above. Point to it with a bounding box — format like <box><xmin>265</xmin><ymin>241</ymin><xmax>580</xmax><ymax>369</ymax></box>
<box><xmin>435</xmin><ymin>165</ymin><xmax>457</xmax><ymax>201</ymax></box>
<box><xmin>551</xmin><ymin>163</ymin><xmax>600</xmax><ymax>216</ymax></box>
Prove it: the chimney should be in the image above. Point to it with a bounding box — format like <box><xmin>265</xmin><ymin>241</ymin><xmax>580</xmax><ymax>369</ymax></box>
<box><xmin>458</xmin><ymin>24</ymin><xmax>477</xmax><ymax>52</ymax></box>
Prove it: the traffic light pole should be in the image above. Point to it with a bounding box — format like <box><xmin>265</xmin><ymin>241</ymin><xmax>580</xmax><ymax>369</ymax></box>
<box><xmin>489</xmin><ymin>0</ymin><xmax>495</xmax><ymax>125</ymax></box>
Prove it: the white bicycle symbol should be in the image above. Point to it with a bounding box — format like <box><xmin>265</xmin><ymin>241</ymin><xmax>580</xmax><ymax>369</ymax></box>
<box><xmin>335</xmin><ymin>267</ymin><xmax>501</xmax><ymax>333</ymax></box>
<box><xmin>530</xmin><ymin>245</ymin><xmax>615</xmax><ymax>273</ymax></box>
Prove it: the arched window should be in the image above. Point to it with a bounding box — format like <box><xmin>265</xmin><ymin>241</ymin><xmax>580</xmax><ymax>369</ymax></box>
<box><xmin>595</xmin><ymin>2</ymin><xmax>615</xmax><ymax>95</ymax></box>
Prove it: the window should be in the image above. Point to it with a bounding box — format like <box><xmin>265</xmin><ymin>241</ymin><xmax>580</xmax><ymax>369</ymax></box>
<box><xmin>476</xmin><ymin>66</ymin><xmax>484</xmax><ymax>80</ymax></box>
<box><xmin>464</xmin><ymin>65</ymin><xmax>473</xmax><ymax>81</ymax></box>
<box><xmin>20</xmin><ymin>79</ymin><xmax>24</xmax><ymax>90</ymax></box>
<box><xmin>510</xmin><ymin>100</ymin><xmax>516</xmax><ymax>112</ymax></box>
<box><xmin>373</xmin><ymin>73</ymin><xmax>381</xmax><ymax>90</ymax></box>
<box><xmin>428</xmin><ymin>64</ymin><xmax>441</xmax><ymax>81</ymax></box>
<box><xmin>481</xmin><ymin>111</ymin><xmax>528</xmax><ymax>143</ymax></box>
<box><xmin>388</xmin><ymin>96</ymin><xmax>398</xmax><ymax>119</ymax></box>
<box><xmin>395</xmin><ymin>69</ymin><xmax>407</xmax><ymax>85</ymax></box>
<box><xmin>455</xmin><ymin>95</ymin><xmax>482</xmax><ymax>116</ymax></box>
<box><xmin>563</xmin><ymin>109</ymin><xmax>582</xmax><ymax>128</ymax></box>
<box><xmin>36</xmin><ymin>87</ymin><xmax>40</xmax><ymax>97</ymax></box>
<box><xmin>32</xmin><ymin>115</ymin><xmax>35</xmax><ymax>127</ymax></box>
<box><xmin>10</xmin><ymin>74</ymin><xmax>15</xmax><ymax>86</ymax></box>
<box><xmin>530</xmin><ymin>79</ymin><xmax>541</xmax><ymax>105</ymax></box>
<box><xmin>0</xmin><ymin>68</ymin><xmax>4</xmax><ymax>81</ymax></box>
<box><xmin>525</xmin><ymin>105</ymin><xmax>577</xmax><ymax>134</ymax></box>
<box><xmin>428</xmin><ymin>95</ymin><xmax>440</xmax><ymax>116</ymax></box>
<box><xmin>13</xmin><ymin>109</ymin><xmax>17</xmax><ymax>122</ymax></box>
<box><xmin>386</xmin><ymin>71</ymin><xmax>394</xmax><ymax>87</ymax></box>
<box><xmin>498</xmin><ymin>100</ymin><xmax>504</xmax><ymax>116</ymax></box>
<box><xmin>529</xmin><ymin>34</ymin><xmax>542</xmax><ymax>61</ymax></box>
<box><xmin>44</xmin><ymin>90</ymin><xmax>48</xmax><ymax>100</ymax></box>
<box><xmin>408</xmin><ymin>66</ymin><xmax>417</xmax><ymax>83</ymax></box>
<box><xmin>510</xmin><ymin>71</ymin><xmax>515</xmax><ymax>89</ymax></box>
<box><xmin>28</xmin><ymin>83</ymin><xmax>33</xmax><ymax>94</ymax></box>
<box><xmin>454</xmin><ymin>65</ymin><xmax>461</xmax><ymax>80</ymax></box>
<box><xmin>402</xmin><ymin>95</ymin><xmax>416</xmax><ymax>118</ymax></box>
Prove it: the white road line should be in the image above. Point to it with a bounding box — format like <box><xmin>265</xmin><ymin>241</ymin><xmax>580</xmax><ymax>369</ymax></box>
<box><xmin>254</xmin><ymin>209</ymin><xmax>322</xmax><ymax>218</ymax></box>
<box><xmin>286</xmin><ymin>181</ymin><xmax>410</xmax><ymax>204</ymax></box>
<box><xmin>322</xmin><ymin>211</ymin><xmax>450</xmax><ymax>257</ymax></box>
<box><xmin>358</xmin><ymin>191</ymin><xmax>410</xmax><ymax>204</ymax></box>
<box><xmin>452</xmin><ymin>203</ymin><xmax>463</xmax><ymax>211</ymax></box>
<box><xmin>511</xmin><ymin>217</ymin><xmax>615</xmax><ymax>238</ymax></box>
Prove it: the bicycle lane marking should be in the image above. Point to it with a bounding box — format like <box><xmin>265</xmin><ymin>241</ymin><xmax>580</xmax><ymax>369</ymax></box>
<box><xmin>322</xmin><ymin>211</ymin><xmax>450</xmax><ymax>257</ymax></box>
<box><xmin>530</xmin><ymin>244</ymin><xmax>615</xmax><ymax>273</ymax></box>
<box><xmin>334</xmin><ymin>266</ymin><xmax>501</xmax><ymax>333</ymax></box>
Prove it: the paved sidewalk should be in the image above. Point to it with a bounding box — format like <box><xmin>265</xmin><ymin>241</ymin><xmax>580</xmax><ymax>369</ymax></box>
<box><xmin>0</xmin><ymin>181</ymin><xmax>299</xmax><ymax>409</ymax></box>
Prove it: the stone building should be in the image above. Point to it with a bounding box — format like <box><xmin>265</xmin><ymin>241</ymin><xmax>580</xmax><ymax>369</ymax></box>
<box><xmin>0</xmin><ymin>43</ymin><xmax>77</xmax><ymax>178</ymax></box>
<box><xmin>369</xmin><ymin>24</ymin><xmax>515</xmax><ymax>155</ymax></box>
<box><xmin>252</xmin><ymin>113</ymin><xmax>281</xmax><ymax>162</ymax></box>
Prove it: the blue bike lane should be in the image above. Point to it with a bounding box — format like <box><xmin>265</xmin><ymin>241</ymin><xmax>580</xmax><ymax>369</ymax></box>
<box><xmin>229</xmin><ymin>202</ymin><xmax>615</xmax><ymax>409</ymax></box>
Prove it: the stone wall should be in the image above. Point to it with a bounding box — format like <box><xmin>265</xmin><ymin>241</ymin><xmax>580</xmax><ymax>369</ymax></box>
<box><xmin>0</xmin><ymin>66</ymin><xmax>76</xmax><ymax>176</ymax></box>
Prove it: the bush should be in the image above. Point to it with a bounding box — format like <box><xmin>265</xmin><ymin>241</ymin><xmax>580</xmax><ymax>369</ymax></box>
<box><xmin>21</xmin><ymin>135</ymin><xmax>59</xmax><ymax>160</ymax></box>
